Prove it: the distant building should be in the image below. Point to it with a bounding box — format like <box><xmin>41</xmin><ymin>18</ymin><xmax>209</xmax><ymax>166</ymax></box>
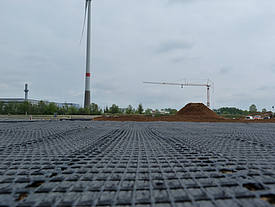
<box><xmin>0</xmin><ymin>98</ymin><xmax>40</xmax><ymax>105</ymax></box>
<box><xmin>0</xmin><ymin>84</ymin><xmax>80</xmax><ymax>109</ymax></box>
<box><xmin>58</xmin><ymin>102</ymin><xmax>80</xmax><ymax>109</ymax></box>
<box><xmin>0</xmin><ymin>98</ymin><xmax>80</xmax><ymax>109</ymax></box>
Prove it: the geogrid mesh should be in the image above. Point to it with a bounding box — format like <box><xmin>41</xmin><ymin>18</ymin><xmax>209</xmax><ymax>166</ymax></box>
<box><xmin>0</xmin><ymin>121</ymin><xmax>275</xmax><ymax>206</ymax></box>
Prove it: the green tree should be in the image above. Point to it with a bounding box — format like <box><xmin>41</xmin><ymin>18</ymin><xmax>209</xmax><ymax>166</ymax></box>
<box><xmin>249</xmin><ymin>104</ymin><xmax>257</xmax><ymax>113</ymax></box>
<box><xmin>90</xmin><ymin>103</ymin><xmax>101</xmax><ymax>115</ymax></box>
<box><xmin>84</xmin><ymin>107</ymin><xmax>90</xmax><ymax>115</ymax></box>
<box><xmin>57</xmin><ymin>107</ymin><xmax>66</xmax><ymax>115</ymax></box>
<box><xmin>104</xmin><ymin>106</ymin><xmax>109</xmax><ymax>113</ymax></box>
<box><xmin>0</xmin><ymin>101</ymin><xmax>5</xmax><ymax>114</ymax></box>
<box><xmin>18</xmin><ymin>101</ymin><xmax>31</xmax><ymax>114</ymax></box>
<box><xmin>109</xmin><ymin>104</ymin><xmax>120</xmax><ymax>114</ymax></box>
<box><xmin>120</xmin><ymin>108</ymin><xmax>126</xmax><ymax>114</ymax></box>
<box><xmin>44</xmin><ymin>102</ymin><xmax>58</xmax><ymax>115</ymax></box>
<box><xmin>4</xmin><ymin>102</ymin><xmax>19</xmax><ymax>114</ymax></box>
<box><xmin>164</xmin><ymin>108</ymin><xmax>177</xmax><ymax>115</ymax></box>
<box><xmin>213</xmin><ymin>107</ymin><xmax>249</xmax><ymax>115</ymax></box>
<box><xmin>78</xmin><ymin>107</ymin><xmax>90</xmax><ymax>115</ymax></box>
<box><xmin>262</xmin><ymin>108</ymin><xmax>267</xmax><ymax>112</ymax></box>
<box><xmin>145</xmin><ymin>108</ymin><xmax>152</xmax><ymax>114</ymax></box>
<box><xmin>29</xmin><ymin>104</ymin><xmax>37</xmax><ymax>114</ymax></box>
<box><xmin>126</xmin><ymin>104</ymin><xmax>134</xmax><ymax>114</ymax></box>
<box><xmin>137</xmin><ymin>103</ymin><xmax>143</xmax><ymax>114</ymax></box>
<box><xmin>65</xmin><ymin>102</ymin><xmax>69</xmax><ymax>111</ymax></box>
<box><xmin>37</xmin><ymin>100</ymin><xmax>46</xmax><ymax>114</ymax></box>
<box><xmin>170</xmin><ymin>109</ymin><xmax>177</xmax><ymax>115</ymax></box>
<box><xmin>68</xmin><ymin>106</ymin><xmax>78</xmax><ymax>115</ymax></box>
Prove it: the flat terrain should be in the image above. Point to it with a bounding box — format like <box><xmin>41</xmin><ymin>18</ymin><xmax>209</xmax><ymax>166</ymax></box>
<box><xmin>0</xmin><ymin>121</ymin><xmax>275</xmax><ymax>206</ymax></box>
<box><xmin>94</xmin><ymin>103</ymin><xmax>275</xmax><ymax>123</ymax></box>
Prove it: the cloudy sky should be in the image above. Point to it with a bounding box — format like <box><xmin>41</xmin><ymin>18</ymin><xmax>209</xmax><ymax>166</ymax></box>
<box><xmin>1</xmin><ymin>0</ymin><xmax>275</xmax><ymax>111</ymax></box>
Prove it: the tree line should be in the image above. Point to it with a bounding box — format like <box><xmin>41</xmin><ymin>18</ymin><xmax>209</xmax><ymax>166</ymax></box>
<box><xmin>0</xmin><ymin>101</ymin><xmax>178</xmax><ymax>116</ymax></box>
<box><xmin>2</xmin><ymin>100</ymin><xmax>265</xmax><ymax>116</ymax></box>
<box><xmin>0</xmin><ymin>101</ymin><xmax>102</xmax><ymax>115</ymax></box>
<box><xmin>103</xmin><ymin>104</ymin><xmax>177</xmax><ymax>115</ymax></box>
<box><xmin>213</xmin><ymin>104</ymin><xmax>269</xmax><ymax>115</ymax></box>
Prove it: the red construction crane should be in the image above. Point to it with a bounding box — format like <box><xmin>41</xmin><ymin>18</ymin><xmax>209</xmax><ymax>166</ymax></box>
<box><xmin>143</xmin><ymin>79</ymin><xmax>214</xmax><ymax>108</ymax></box>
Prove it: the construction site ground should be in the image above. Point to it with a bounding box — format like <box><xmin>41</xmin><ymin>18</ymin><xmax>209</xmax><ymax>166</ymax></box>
<box><xmin>1</xmin><ymin>120</ymin><xmax>275</xmax><ymax>206</ymax></box>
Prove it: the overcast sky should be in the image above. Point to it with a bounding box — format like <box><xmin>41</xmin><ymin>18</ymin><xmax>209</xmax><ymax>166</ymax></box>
<box><xmin>1</xmin><ymin>0</ymin><xmax>275</xmax><ymax>111</ymax></box>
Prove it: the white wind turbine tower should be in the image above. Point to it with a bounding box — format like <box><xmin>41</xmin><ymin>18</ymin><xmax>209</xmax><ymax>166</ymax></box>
<box><xmin>81</xmin><ymin>0</ymin><xmax>92</xmax><ymax>109</ymax></box>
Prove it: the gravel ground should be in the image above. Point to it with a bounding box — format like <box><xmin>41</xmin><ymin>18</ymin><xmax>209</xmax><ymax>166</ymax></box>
<box><xmin>0</xmin><ymin>121</ymin><xmax>275</xmax><ymax>207</ymax></box>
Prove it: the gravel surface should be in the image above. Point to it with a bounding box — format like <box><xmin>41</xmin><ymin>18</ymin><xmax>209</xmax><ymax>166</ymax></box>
<box><xmin>0</xmin><ymin>121</ymin><xmax>275</xmax><ymax>206</ymax></box>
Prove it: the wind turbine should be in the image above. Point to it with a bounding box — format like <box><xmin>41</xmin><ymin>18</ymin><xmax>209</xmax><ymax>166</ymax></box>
<box><xmin>81</xmin><ymin>0</ymin><xmax>92</xmax><ymax>109</ymax></box>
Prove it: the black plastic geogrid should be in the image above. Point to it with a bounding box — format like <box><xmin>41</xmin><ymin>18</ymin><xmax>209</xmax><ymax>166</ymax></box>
<box><xmin>0</xmin><ymin>121</ymin><xmax>275</xmax><ymax>206</ymax></box>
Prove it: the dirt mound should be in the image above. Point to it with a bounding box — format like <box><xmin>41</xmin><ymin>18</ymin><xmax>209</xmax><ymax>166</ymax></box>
<box><xmin>175</xmin><ymin>103</ymin><xmax>220</xmax><ymax>118</ymax></box>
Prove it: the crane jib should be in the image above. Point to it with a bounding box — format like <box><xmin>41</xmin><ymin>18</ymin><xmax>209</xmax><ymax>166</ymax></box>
<box><xmin>143</xmin><ymin>80</ymin><xmax>214</xmax><ymax>108</ymax></box>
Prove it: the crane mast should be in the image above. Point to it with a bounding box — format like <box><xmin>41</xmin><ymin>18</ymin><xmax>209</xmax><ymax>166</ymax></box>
<box><xmin>143</xmin><ymin>79</ymin><xmax>214</xmax><ymax>108</ymax></box>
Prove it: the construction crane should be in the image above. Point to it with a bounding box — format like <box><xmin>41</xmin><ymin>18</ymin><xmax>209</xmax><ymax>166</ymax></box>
<box><xmin>143</xmin><ymin>79</ymin><xmax>214</xmax><ymax>108</ymax></box>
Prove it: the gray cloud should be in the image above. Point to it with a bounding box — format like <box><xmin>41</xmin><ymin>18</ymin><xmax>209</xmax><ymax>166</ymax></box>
<box><xmin>155</xmin><ymin>40</ymin><xmax>194</xmax><ymax>54</ymax></box>
<box><xmin>20</xmin><ymin>53</ymin><xmax>50</xmax><ymax>68</ymax></box>
<box><xmin>219</xmin><ymin>67</ymin><xmax>231</xmax><ymax>74</ymax></box>
<box><xmin>256</xmin><ymin>86</ymin><xmax>269</xmax><ymax>91</ymax></box>
<box><xmin>171</xmin><ymin>56</ymin><xmax>202</xmax><ymax>64</ymax></box>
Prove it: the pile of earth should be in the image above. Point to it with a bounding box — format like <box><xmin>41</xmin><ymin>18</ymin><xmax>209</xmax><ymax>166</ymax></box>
<box><xmin>93</xmin><ymin>102</ymin><xmax>229</xmax><ymax>122</ymax></box>
<box><xmin>175</xmin><ymin>103</ymin><xmax>220</xmax><ymax>117</ymax></box>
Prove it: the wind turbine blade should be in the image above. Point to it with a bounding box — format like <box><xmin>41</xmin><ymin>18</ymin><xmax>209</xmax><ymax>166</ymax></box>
<box><xmin>79</xmin><ymin>0</ymin><xmax>89</xmax><ymax>45</ymax></box>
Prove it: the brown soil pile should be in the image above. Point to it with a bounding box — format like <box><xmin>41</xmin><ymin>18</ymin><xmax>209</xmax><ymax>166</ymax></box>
<box><xmin>175</xmin><ymin>103</ymin><xmax>220</xmax><ymax>117</ymax></box>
